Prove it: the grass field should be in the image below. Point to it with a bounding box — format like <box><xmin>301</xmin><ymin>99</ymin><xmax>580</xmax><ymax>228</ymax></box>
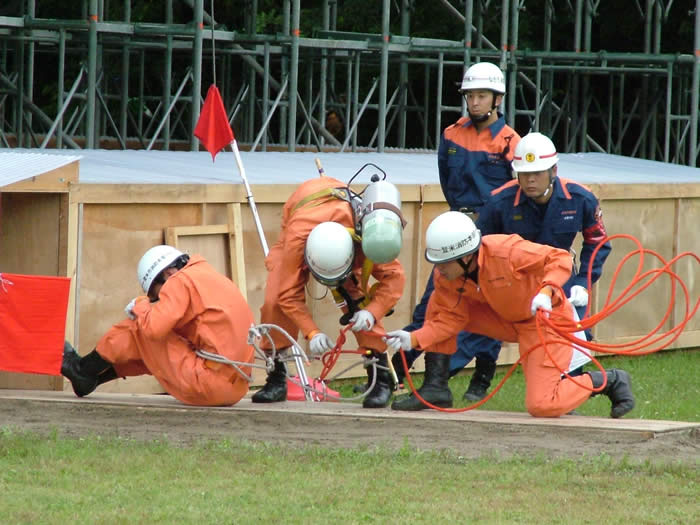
<box><xmin>1</xmin><ymin>350</ymin><xmax>697</xmax><ymax>524</ymax></box>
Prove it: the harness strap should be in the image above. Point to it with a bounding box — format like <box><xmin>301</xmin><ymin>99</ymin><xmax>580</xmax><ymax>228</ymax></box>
<box><xmin>362</xmin><ymin>201</ymin><xmax>407</xmax><ymax>228</ymax></box>
<box><xmin>291</xmin><ymin>187</ymin><xmax>354</xmax><ymax>215</ymax></box>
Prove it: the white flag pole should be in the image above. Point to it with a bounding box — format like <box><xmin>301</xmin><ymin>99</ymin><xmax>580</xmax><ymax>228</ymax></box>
<box><xmin>230</xmin><ymin>139</ymin><xmax>269</xmax><ymax>256</ymax></box>
<box><xmin>230</xmin><ymin>139</ymin><xmax>314</xmax><ymax>399</ymax></box>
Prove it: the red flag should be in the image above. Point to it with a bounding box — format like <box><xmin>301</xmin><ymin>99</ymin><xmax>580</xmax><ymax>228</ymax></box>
<box><xmin>194</xmin><ymin>84</ymin><xmax>234</xmax><ymax>161</ymax></box>
<box><xmin>0</xmin><ymin>273</ymin><xmax>71</xmax><ymax>375</ymax></box>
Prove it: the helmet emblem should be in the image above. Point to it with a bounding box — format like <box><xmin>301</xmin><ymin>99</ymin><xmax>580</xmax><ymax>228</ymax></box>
<box><xmin>525</xmin><ymin>152</ymin><xmax>536</xmax><ymax>162</ymax></box>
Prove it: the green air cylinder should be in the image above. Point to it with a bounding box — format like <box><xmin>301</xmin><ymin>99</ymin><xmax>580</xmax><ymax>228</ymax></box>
<box><xmin>360</xmin><ymin>180</ymin><xmax>403</xmax><ymax>264</ymax></box>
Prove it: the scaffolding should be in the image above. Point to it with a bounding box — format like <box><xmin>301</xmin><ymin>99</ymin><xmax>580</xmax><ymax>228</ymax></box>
<box><xmin>0</xmin><ymin>0</ymin><xmax>698</xmax><ymax>167</ymax></box>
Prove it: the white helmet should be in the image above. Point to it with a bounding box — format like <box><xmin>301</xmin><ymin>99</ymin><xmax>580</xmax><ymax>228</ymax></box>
<box><xmin>459</xmin><ymin>62</ymin><xmax>506</xmax><ymax>94</ymax></box>
<box><xmin>137</xmin><ymin>245</ymin><xmax>184</xmax><ymax>293</ymax></box>
<box><xmin>305</xmin><ymin>222</ymin><xmax>354</xmax><ymax>286</ymax></box>
<box><xmin>425</xmin><ymin>211</ymin><xmax>481</xmax><ymax>264</ymax></box>
<box><xmin>512</xmin><ymin>132</ymin><xmax>559</xmax><ymax>172</ymax></box>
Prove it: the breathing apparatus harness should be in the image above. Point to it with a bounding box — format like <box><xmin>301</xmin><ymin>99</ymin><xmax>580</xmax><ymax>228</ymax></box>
<box><xmin>294</xmin><ymin>163</ymin><xmax>406</xmax><ymax>326</ymax></box>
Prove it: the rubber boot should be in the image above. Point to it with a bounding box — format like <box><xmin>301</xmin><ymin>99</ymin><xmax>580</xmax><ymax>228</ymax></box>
<box><xmin>363</xmin><ymin>352</ymin><xmax>395</xmax><ymax>408</ymax></box>
<box><xmin>61</xmin><ymin>342</ymin><xmax>115</xmax><ymax>397</ymax></box>
<box><xmin>391</xmin><ymin>352</ymin><xmax>452</xmax><ymax>411</ymax></box>
<box><xmin>588</xmin><ymin>369</ymin><xmax>635</xmax><ymax>418</ymax></box>
<box><xmin>251</xmin><ymin>357</ymin><xmax>288</xmax><ymax>403</ymax></box>
<box><xmin>463</xmin><ymin>357</ymin><xmax>497</xmax><ymax>402</ymax></box>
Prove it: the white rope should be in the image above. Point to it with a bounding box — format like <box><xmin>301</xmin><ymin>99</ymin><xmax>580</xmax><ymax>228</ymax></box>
<box><xmin>195</xmin><ymin>322</ymin><xmax>387</xmax><ymax>402</ymax></box>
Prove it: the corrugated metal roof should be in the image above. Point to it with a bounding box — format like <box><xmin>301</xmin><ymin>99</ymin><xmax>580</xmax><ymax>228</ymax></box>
<box><xmin>6</xmin><ymin>148</ymin><xmax>700</xmax><ymax>185</ymax></box>
<box><xmin>0</xmin><ymin>151</ymin><xmax>82</xmax><ymax>188</ymax></box>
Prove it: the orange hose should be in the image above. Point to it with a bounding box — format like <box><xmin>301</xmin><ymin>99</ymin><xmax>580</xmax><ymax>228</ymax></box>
<box><xmin>318</xmin><ymin>234</ymin><xmax>698</xmax><ymax>412</ymax></box>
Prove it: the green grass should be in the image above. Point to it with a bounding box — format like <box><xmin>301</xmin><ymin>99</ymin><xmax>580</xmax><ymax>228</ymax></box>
<box><xmin>1</xmin><ymin>350</ymin><xmax>698</xmax><ymax>523</ymax></box>
<box><xmin>0</xmin><ymin>429</ymin><xmax>697</xmax><ymax>524</ymax></box>
<box><xmin>333</xmin><ymin>349</ymin><xmax>700</xmax><ymax>422</ymax></box>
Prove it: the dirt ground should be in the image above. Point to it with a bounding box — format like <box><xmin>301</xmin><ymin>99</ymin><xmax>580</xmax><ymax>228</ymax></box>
<box><xmin>1</xmin><ymin>391</ymin><xmax>698</xmax><ymax>465</ymax></box>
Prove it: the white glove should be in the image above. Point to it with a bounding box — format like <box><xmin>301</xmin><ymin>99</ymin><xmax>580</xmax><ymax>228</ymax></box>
<box><xmin>383</xmin><ymin>330</ymin><xmax>412</xmax><ymax>352</ymax></box>
<box><xmin>568</xmin><ymin>285</ymin><xmax>589</xmax><ymax>307</ymax></box>
<box><xmin>124</xmin><ymin>298</ymin><xmax>138</xmax><ymax>320</ymax></box>
<box><xmin>309</xmin><ymin>332</ymin><xmax>334</xmax><ymax>355</ymax></box>
<box><xmin>530</xmin><ymin>293</ymin><xmax>552</xmax><ymax>316</ymax></box>
<box><xmin>350</xmin><ymin>310</ymin><xmax>375</xmax><ymax>332</ymax></box>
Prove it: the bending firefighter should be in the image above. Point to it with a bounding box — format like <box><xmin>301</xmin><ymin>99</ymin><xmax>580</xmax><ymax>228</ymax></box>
<box><xmin>396</xmin><ymin>61</ymin><xmax>521</xmax><ymax>399</ymax></box>
<box><xmin>386</xmin><ymin>212</ymin><xmax>634</xmax><ymax>418</ymax></box>
<box><xmin>61</xmin><ymin>245</ymin><xmax>255</xmax><ymax>406</ymax></box>
<box><xmin>443</xmin><ymin>131</ymin><xmax>613</xmax><ymax>400</ymax></box>
<box><xmin>254</xmin><ymin>175</ymin><xmax>406</xmax><ymax>408</ymax></box>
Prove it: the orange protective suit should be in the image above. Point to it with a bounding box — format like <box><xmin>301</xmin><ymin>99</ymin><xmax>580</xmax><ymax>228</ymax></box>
<box><xmin>96</xmin><ymin>255</ymin><xmax>254</xmax><ymax>406</ymax></box>
<box><xmin>413</xmin><ymin>234</ymin><xmax>595</xmax><ymax>417</ymax></box>
<box><xmin>261</xmin><ymin>176</ymin><xmax>405</xmax><ymax>352</ymax></box>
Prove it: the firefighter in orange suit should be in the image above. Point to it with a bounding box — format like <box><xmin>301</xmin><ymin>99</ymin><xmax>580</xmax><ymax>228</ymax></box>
<box><xmin>386</xmin><ymin>211</ymin><xmax>634</xmax><ymax>418</ymax></box>
<box><xmin>254</xmin><ymin>176</ymin><xmax>406</xmax><ymax>408</ymax></box>
<box><xmin>61</xmin><ymin>245</ymin><xmax>255</xmax><ymax>406</ymax></box>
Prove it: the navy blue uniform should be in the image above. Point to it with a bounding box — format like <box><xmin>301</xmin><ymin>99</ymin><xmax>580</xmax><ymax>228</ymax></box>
<box><xmin>478</xmin><ymin>177</ymin><xmax>611</xmax><ymax>294</ymax></box>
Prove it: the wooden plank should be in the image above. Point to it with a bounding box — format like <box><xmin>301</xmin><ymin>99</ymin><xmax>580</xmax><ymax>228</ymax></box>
<box><xmin>71</xmin><ymin>184</ymin><xmax>246</xmax><ymax>204</ymax></box>
<box><xmin>227</xmin><ymin>203</ymin><xmax>247</xmax><ymax>300</ymax></box>
<box><xmin>0</xmin><ymin>162</ymin><xmax>78</xmax><ymax>192</ymax></box>
<box><xmin>165</xmin><ymin>222</ymin><xmax>247</xmax><ymax>299</ymax></box>
<box><xmin>2</xmin><ymin>389</ymin><xmax>698</xmax><ymax>435</ymax></box>
<box><xmin>167</xmin><ymin>224</ymin><xmax>229</xmax><ymax>237</ymax></box>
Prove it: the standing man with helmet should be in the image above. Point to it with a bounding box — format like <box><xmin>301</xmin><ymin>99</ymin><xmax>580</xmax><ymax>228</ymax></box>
<box><xmin>61</xmin><ymin>245</ymin><xmax>256</xmax><ymax>406</ymax></box>
<box><xmin>393</xmin><ymin>61</ymin><xmax>521</xmax><ymax>408</ymax></box>
<box><xmin>385</xmin><ymin>212</ymin><xmax>635</xmax><ymax>418</ymax></box>
<box><xmin>253</xmin><ymin>175</ymin><xmax>406</xmax><ymax>409</ymax></box>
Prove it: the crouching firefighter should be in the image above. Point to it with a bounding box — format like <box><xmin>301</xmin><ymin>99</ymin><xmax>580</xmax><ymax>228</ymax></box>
<box><xmin>254</xmin><ymin>171</ymin><xmax>406</xmax><ymax>408</ymax></box>
<box><xmin>61</xmin><ymin>245</ymin><xmax>256</xmax><ymax>406</ymax></box>
<box><xmin>385</xmin><ymin>211</ymin><xmax>634</xmax><ymax>418</ymax></box>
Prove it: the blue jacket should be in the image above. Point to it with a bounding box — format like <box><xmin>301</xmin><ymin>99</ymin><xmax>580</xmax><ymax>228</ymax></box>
<box><xmin>477</xmin><ymin>177</ymin><xmax>612</xmax><ymax>292</ymax></box>
<box><xmin>437</xmin><ymin>114</ymin><xmax>520</xmax><ymax>212</ymax></box>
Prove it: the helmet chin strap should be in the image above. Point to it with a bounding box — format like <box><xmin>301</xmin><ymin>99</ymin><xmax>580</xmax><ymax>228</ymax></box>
<box><xmin>468</xmin><ymin>109</ymin><xmax>491</xmax><ymax>123</ymax></box>
<box><xmin>520</xmin><ymin>170</ymin><xmax>555</xmax><ymax>201</ymax></box>
<box><xmin>467</xmin><ymin>93</ymin><xmax>500</xmax><ymax>124</ymax></box>
<box><xmin>537</xmin><ymin>172</ymin><xmax>555</xmax><ymax>200</ymax></box>
<box><xmin>457</xmin><ymin>258</ymin><xmax>471</xmax><ymax>274</ymax></box>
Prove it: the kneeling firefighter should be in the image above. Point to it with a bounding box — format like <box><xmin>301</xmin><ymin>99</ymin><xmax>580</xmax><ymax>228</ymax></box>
<box><xmin>254</xmin><ymin>168</ymin><xmax>406</xmax><ymax>408</ymax></box>
<box><xmin>61</xmin><ymin>244</ymin><xmax>255</xmax><ymax>406</ymax></box>
<box><xmin>385</xmin><ymin>212</ymin><xmax>634</xmax><ymax>418</ymax></box>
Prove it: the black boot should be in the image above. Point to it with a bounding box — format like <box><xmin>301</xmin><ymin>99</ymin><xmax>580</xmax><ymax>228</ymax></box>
<box><xmin>391</xmin><ymin>352</ymin><xmax>453</xmax><ymax>411</ymax></box>
<box><xmin>588</xmin><ymin>369</ymin><xmax>635</xmax><ymax>418</ymax></box>
<box><xmin>61</xmin><ymin>342</ymin><xmax>115</xmax><ymax>397</ymax></box>
<box><xmin>251</xmin><ymin>357</ymin><xmax>288</xmax><ymax>403</ymax></box>
<box><xmin>463</xmin><ymin>357</ymin><xmax>497</xmax><ymax>402</ymax></box>
<box><xmin>363</xmin><ymin>352</ymin><xmax>395</xmax><ymax>408</ymax></box>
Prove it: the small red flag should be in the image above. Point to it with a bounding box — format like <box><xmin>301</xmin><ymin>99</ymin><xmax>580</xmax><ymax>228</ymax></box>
<box><xmin>194</xmin><ymin>84</ymin><xmax>234</xmax><ymax>161</ymax></box>
<box><xmin>0</xmin><ymin>273</ymin><xmax>71</xmax><ymax>375</ymax></box>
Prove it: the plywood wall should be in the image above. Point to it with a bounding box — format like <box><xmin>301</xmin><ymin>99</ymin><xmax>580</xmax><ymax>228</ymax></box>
<box><xmin>3</xmin><ymin>177</ymin><xmax>697</xmax><ymax>394</ymax></box>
